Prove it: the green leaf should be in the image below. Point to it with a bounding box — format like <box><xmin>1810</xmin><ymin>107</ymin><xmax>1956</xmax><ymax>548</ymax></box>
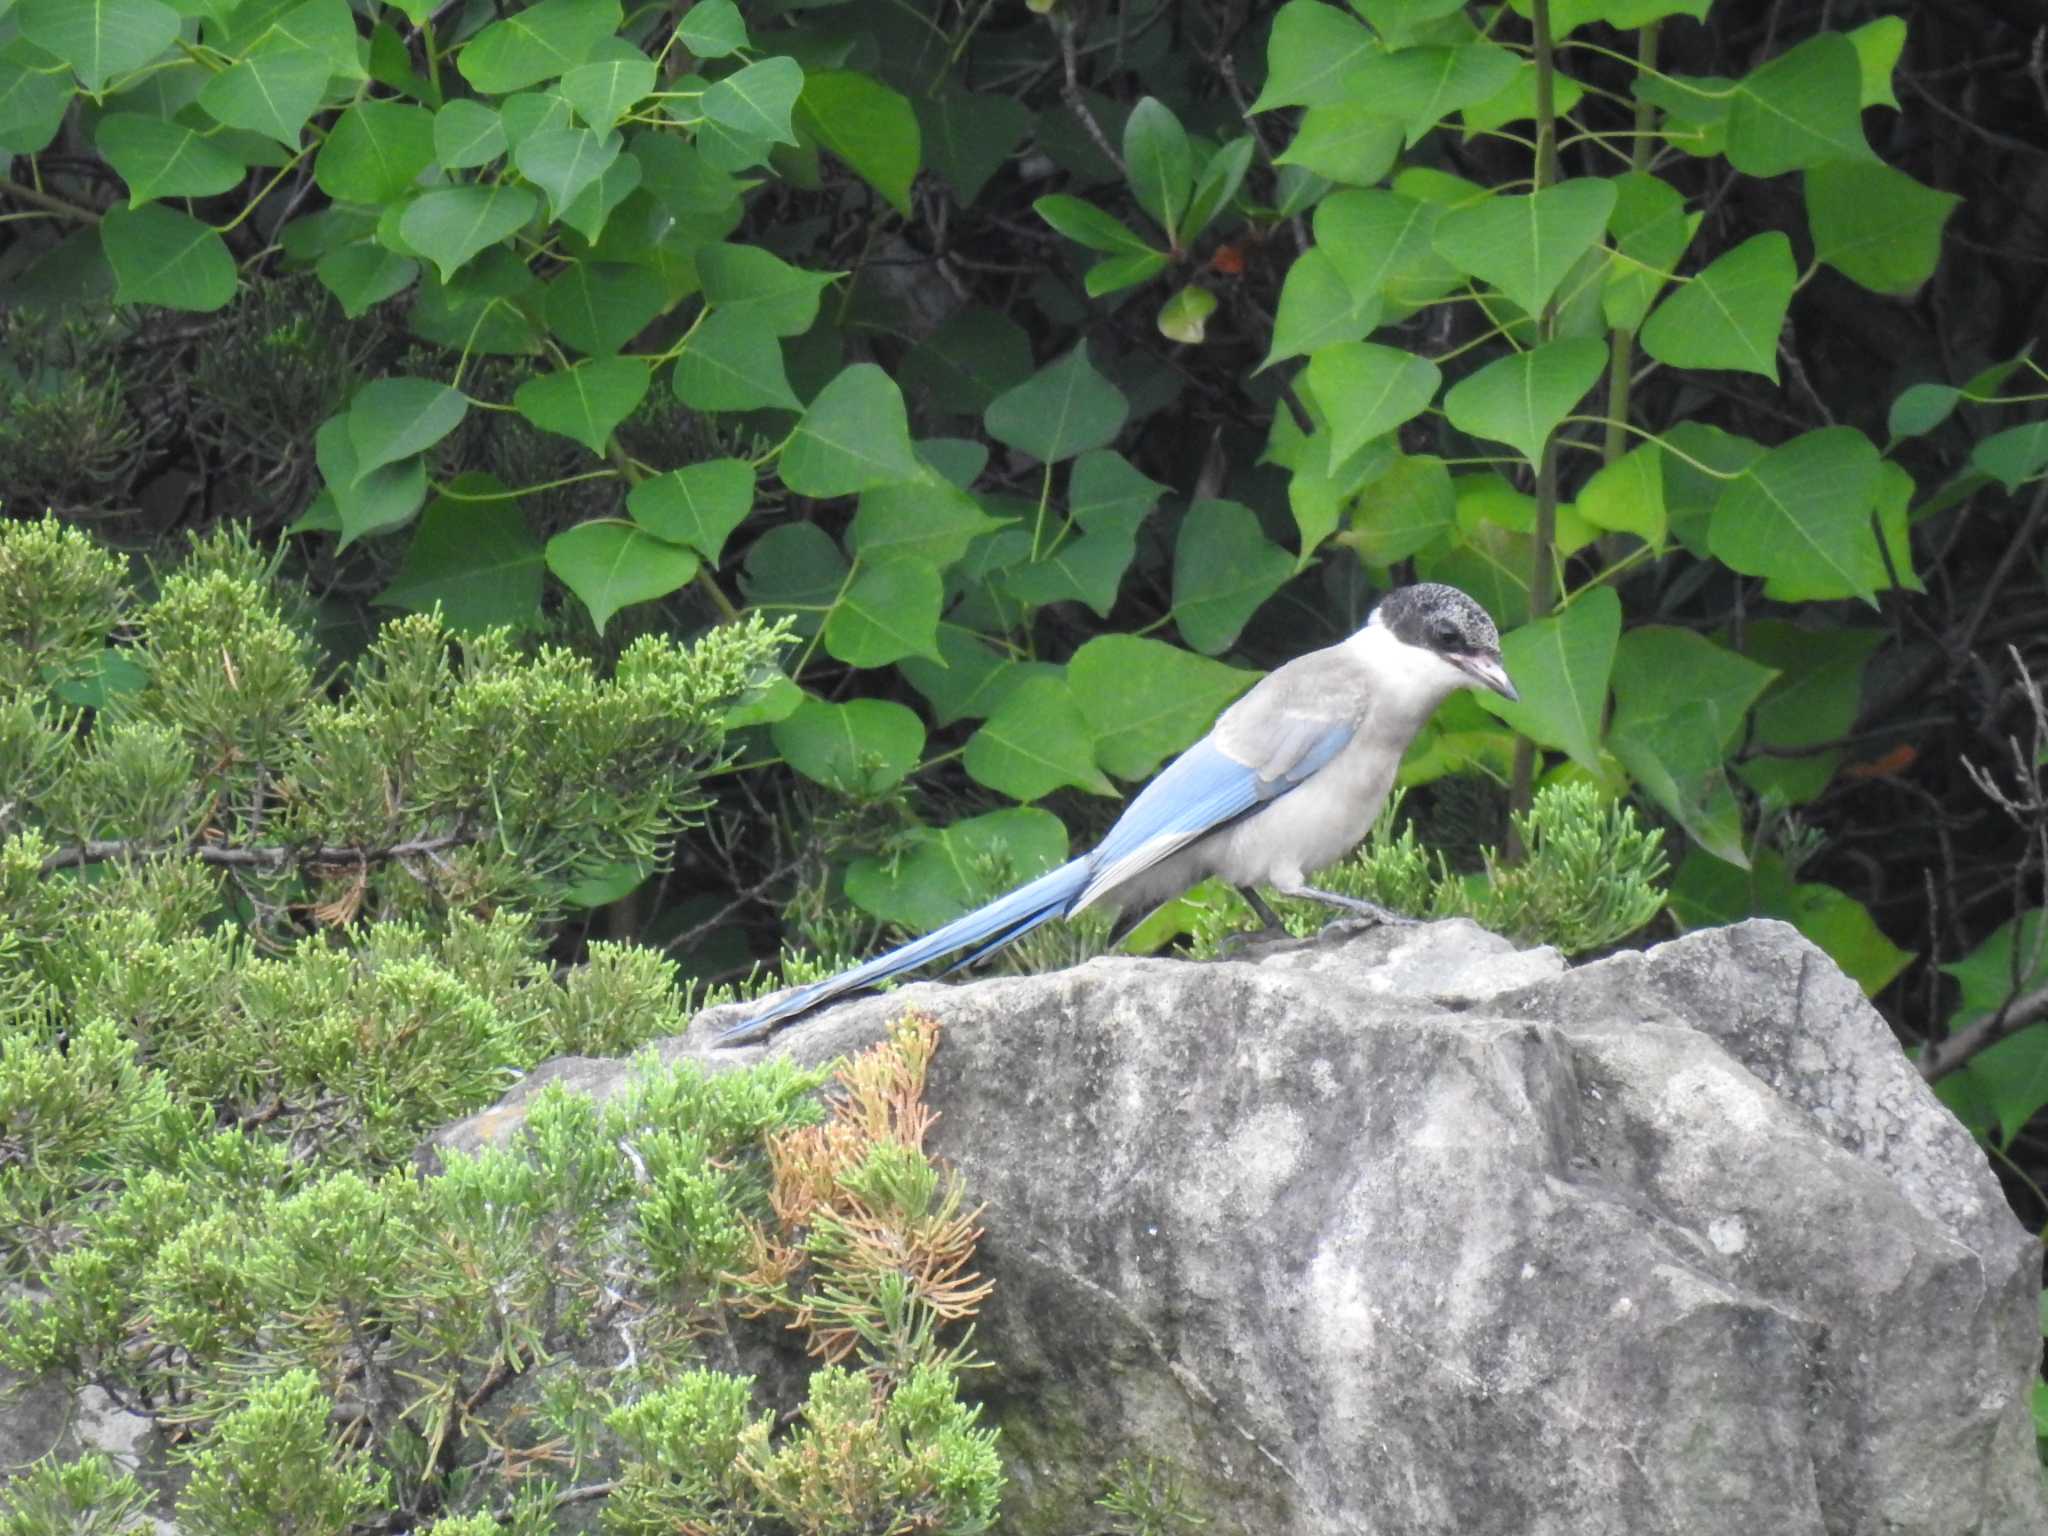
<box><xmin>741</xmin><ymin>522</ymin><xmax>847</xmax><ymax>637</ymax></box>
<box><xmin>1157</xmin><ymin>284</ymin><xmax>1217</xmax><ymax>344</ymax></box>
<box><xmin>1263</xmin><ymin>247</ymin><xmax>1380</xmax><ymax>372</ymax></box>
<box><xmin>1346</xmin><ymin>43</ymin><xmax>1523</xmax><ymax>144</ymax></box>
<box><xmin>1973</xmin><ymin>421</ymin><xmax>2048</xmax><ymax>493</ymax></box>
<box><xmin>851</xmin><ymin>475</ymin><xmax>1002</xmax><ymax>570</ymax></box>
<box><xmin>781</xmin><ymin>363</ymin><xmax>922</xmax><ymax>496</ymax></box>
<box><xmin>1442</xmin><ymin>336</ymin><xmax>1605</xmax><ymax>466</ymax></box>
<box><xmin>1601</xmin><ymin>170</ymin><xmax>1693</xmax><ymax>332</ymax></box>
<box><xmin>1355</xmin><ymin>0</ymin><xmax>1470</xmax><ymax>31</ymax></box>
<box><xmin>722</xmin><ymin>672</ymin><xmax>802</xmax><ymax>730</ymax></box>
<box><xmin>1002</xmin><ymin>527</ymin><xmax>1138</xmax><ymax>618</ymax></box>
<box><xmin>823</xmin><ymin>560</ymin><xmax>942</xmax><ymax>667</ymax></box>
<box><xmin>315</xmin><ymin>414</ymin><xmax>427</xmax><ymax>547</ymax></box>
<box><xmin>1727</xmin><ymin>33</ymin><xmax>1873</xmax><ymax>176</ymax></box>
<box><xmin>557</xmin><ymin>148</ymin><xmax>641</xmax><ymax>243</ymax></box>
<box><xmin>1639</xmin><ymin>231</ymin><xmax>1794</xmax><ymax>381</ymax></box>
<box><xmin>772</xmin><ymin>695</ymin><xmax>924</xmax><ymax>795</ymax></box>
<box><xmin>1709</xmin><ymin>427</ymin><xmax>1884</xmax><ymax>600</ymax></box>
<box><xmin>671</xmin><ymin>307</ymin><xmax>801</xmax><ymax>412</ymax></box>
<box><xmin>632</xmin><ymin>133</ymin><xmax>742</xmax><ymax>217</ymax></box>
<box><xmin>1480</xmin><ymin>585</ymin><xmax>1618</xmax><ymax>773</ymax></box>
<box><xmin>1274</xmin><ymin>103</ymin><xmax>1403</xmax><ymax>188</ymax></box>
<box><xmin>0</xmin><ymin>45</ymin><xmax>76</xmax><ymax>154</ymax></box>
<box><xmin>459</xmin><ymin>0</ymin><xmax>621</xmax><ymax>94</ymax></box>
<box><xmin>902</xmin><ymin>628</ymin><xmax>1036</xmax><ymax>726</ymax></box>
<box><xmin>1945</xmin><ymin>910</ymin><xmax>2048</xmax><ymax>1032</ymax></box>
<box><xmin>901</xmin><ymin>308</ymin><xmax>1034</xmax><ymax>422</ymax></box>
<box><xmin>407</xmin><ymin>256</ymin><xmax>545</xmax><ymax>356</ymax></box>
<box><xmin>515</xmin><ymin>125</ymin><xmax>621</xmax><ymax>219</ymax></box>
<box><xmin>918</xmin><ymin>83</ymin><xmax>1032</xmax><ymax>206</ymax></box>
<box><xmin>1846</xmin><ymin>15</ymin><xmax>1905</xmax><ymax>110</ymax></box>
<box><xmin>347</xmin><ymin>377</ymin><xmax>468</xmax><ymax>482</ymax></box>
<box><xmin>316</xmin><ymin>100</ymin><xmax>435</xmax><ymax>203</ymax></box>
<box><xmin>545</xmin><ymin>521</ymin><xmax>699</xmax><ymax>634</ymax></box>
<box><xmin>18</xmin><ymin>0</ymin><xmax>177</xmax><ymax>92</ymax></box>
<box><xmin>399</xmin><ymin>185</ymin><xmax>538</xmax><ymax>282</ymax></box>
<box><xmin>629</xmin><ymin>458</ymin><xmax>755</xmax><ymax>564</ymax></box>
<box><xmin>1035</xmin><ymin>194</ymin><xmax>1157</xmax><ymax>255</ymax></box>
<box><xmin>1072</xmin><ymin>449</ymin><xmax>1166</xmax><ymax>532</ymax></box>
<box><xmin>512</xmin><ymin>356</ymin><xmax>649</xmax><ymax>454</ymax></box>
<box><xmin>1616</xmin><ymin>699</ymin><xmax>1748</xmax><ymax>867</ymax></box>
<box><xmin>1805</xmin><ymin>161</ymin><xmax>1958</xmax><ymax>296</ymax></box>
<box><xmin>1083</xmin><ymin>250</ymin><xmax>1171</xmax><ymax>298</ymax></box>
<box><xmin>376</xmin><ymin>473</ymin><xmax>544</xmax><ymax>632</ymax></box>
<box><xmin>198</xmin><ymin>45</ymin><xmax>330</xmax><ymax>147</ymax></box>
<box><xmin>1123</xmin><ymin>95</ymin><xmax>1193</xmax><ymax>242</ymax></box>
<box><xmin>559</xmin><ymin>53</ymin><xmax>654</xmax><ymax>131</ymax></box>
<box><xmin>1887</xmin><ymin>383</ymin><xmax>1962</xmax><ymax>444</ymax></box>
<box><xmin>315</xmin><ymin>243</ymin><xmax>418</xmax><ymax>317</ymax></box>
<box><xmin>1249</xmin><ymin>0</ymin><xmax>1379</xmax><ymax>112</ymax></box>
<box><xmin>97</xmin><ymin>114</ymin><xmax>246</xmax><ymax>209</ymax></box>
<box><xmin>1460</xmin><ymin>58</ymin><xmax>1586</xmax><ymax>135</ymax></box>
<box><xmin>1303</xmin><ymin>342</ymin><xmax>1442</xmax><ymax>467</ymax></box>
<box><xmin>544</xmin><ymin>260</ymin><xmax>666</xmax><ymax>355</ymax></box>
<box><xmin>1171</xmin><ymin>499</ymin><xmax>1293</xmax><ymax>655</ymax></box>
<box><xmin>846</xmin><ymin>808</ymin><xmax>1068</xmax><ymax>930</ymax></box>
<box><xmin>1344</xmin><ymin>454</ymin><xmax>1456</xmax><ymax>565</ymax></box>
<box><xmin>1069</xmin><ymin>635</ymin><xmax>1259</xmax><ymax>780</ymax></box>
<box><xmin>698</xmin><ymin>243</ymin><xmax>836</xmax><ymax>336</ymax></box>
<box><xmin>433</xmin><ymin>100</ymin><xmax>506</xmax><ymax>168</ymax></box>
<box><xmin>1433</xmin><ymin>178</ymin><xmax>1616</xmax><ymax>320</ymax></box>
<box><xmin>1611</xmin><ymin>626</ymin><xmax>1775</xmax><ymax>757</ymax></box>
<box><xmin>1576</xmin><ymin>441</ymin><xmax>1666</xmax><ymax>546</ymax></box>
<box><xmin>678</xmin><ymin>0</ymin><xmax>748</xmax><ymax>58</ymax></box>
<box><xmin>798</xmin><ymin>69</ymin><xmax>920</xmax><ymax>217</ymax></box>
<box><xmin>1313</xmin><ymin>190</ymin><xmax>1461</xmax><ymax>310</ymax></box>
<box><xmin>985</xmin><ymin>347</ymin><xmax>1129</xmax><ymax>465</ymax></box>
<box><xmin>268</xmin><ymin>0</ymin><xmax>368</xmax><ymax>80</ymax></box>
<box><xmin>701</xmin><ymin>56</ymin><xmax>803</xmax><ymax>146</ymax></box>
<box><xmin>1762</xmin><ymin>459</ymin><xmax>1917</xmax><ymax>602</ymax></box>
<box><xmin>1735</xmin><ymin>620</ymin><xmax>1882</xmax><ymax>806</ymax></box>
<box><xmin>965</xmin><ymin>676</ymin><xmax>1118</xmax><ymax>801</ymax></box>
<box><xmin>1184</xmin><ymin>136</ymin><xmax>1253</xmax><ymax>245</ymax></box>
<box><xmin>501</xmin><ymin>89</ymin><xmax>575</xmax><ymax>149</ymax></box>
<box><xmin>101</xmin><ymin>202</ymin><xmax>236</xmax><ymax>312</ymax></box>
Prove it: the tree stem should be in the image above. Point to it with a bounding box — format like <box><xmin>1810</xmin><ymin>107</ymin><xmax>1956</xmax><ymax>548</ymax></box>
<box><xmin>1509</xmin><ymin>0</ymin><xmax>1563</xmax><ymax>849</ymax></box>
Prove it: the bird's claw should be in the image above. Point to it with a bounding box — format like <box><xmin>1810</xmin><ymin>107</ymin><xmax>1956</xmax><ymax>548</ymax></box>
<box><xmin>1315</xmin><ymin>907</ymin><xmax>1417</xmax><ymax>941</ymax></box>
<box><xmin>1218</xmin><ymin>923</ymin><xmax>1293</xmax><ymax>956</ymax></box>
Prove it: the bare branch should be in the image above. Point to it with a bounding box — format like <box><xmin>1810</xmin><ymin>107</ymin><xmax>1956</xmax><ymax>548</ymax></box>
<box><xmin>37</xmin><ymin>832</ymin><xmax>474</xmax><ymax>877</ymax></box>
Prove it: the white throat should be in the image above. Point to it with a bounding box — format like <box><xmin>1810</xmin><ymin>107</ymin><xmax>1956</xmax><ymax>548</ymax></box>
<box><xmin>1341</xmin><ymin>611</ymin><xmax>1474</xmax><ymax>722</ymax></box>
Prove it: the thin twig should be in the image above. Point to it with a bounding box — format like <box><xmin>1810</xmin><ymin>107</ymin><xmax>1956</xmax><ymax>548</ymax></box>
<box><xmin>38</xmin><ymin>832</ymin><xmax>473</xmax><ymax>876</ymax></box>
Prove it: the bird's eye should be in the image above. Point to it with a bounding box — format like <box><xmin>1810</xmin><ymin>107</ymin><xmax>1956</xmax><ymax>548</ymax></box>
<box><xmin>1433</xmin><ymin>621</ymin><xmax>1461</xmax><ymax>649</ymax></box>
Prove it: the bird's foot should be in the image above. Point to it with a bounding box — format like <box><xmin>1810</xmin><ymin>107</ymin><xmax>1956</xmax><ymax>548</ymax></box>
<box><xmin>1315</xmin><ymin>913</ymin><xmax>1411</xmax><ymax>942</ymax></box>
<box><xmin>1278</xmin><ymin>884</ymin><xmax>1418</xmax><ymax>931</ymax></box>
<box><xmin>1218</xmin><ymin>922</ymin><xmax>1293</xmax><ymax>956</ymax></box>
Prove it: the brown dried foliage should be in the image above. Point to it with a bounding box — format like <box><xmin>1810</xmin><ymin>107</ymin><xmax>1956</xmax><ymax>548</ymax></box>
<box><xmin>730</xmin><ymin>1012</ymin><xmax>993</xmax><ymax>1368</ymax></box>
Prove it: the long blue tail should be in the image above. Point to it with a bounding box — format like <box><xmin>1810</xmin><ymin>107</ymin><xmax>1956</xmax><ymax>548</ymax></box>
<box><xmin>721</xmin><ymin>858</ymin><xmax>1092</xmax><ymax>1042</ymax></box>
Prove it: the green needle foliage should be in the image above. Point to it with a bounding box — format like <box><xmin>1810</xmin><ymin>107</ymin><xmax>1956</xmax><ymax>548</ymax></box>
<box><xmin>1188</xmin><ymin>782</ymin><xmax>1669</xmax><ymax>959</ymax></box>
<box><xmin>0</xmin><ymin>513</ymin><xmax>1000</xmax><ymax>1531</ymax></box>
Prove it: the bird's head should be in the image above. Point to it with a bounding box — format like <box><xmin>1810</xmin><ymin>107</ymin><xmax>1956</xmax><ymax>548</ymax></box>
<box><xmin>1373</xmin><ymin>583</ymin><xmax>1519</xmax><ymax>702</ymax></box>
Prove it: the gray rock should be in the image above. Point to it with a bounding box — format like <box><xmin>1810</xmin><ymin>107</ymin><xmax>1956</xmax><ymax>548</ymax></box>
<box><xmin>439</xmin><ymin>918</ymin><xmax>2045</xmax><ymax>1536</ymax></box>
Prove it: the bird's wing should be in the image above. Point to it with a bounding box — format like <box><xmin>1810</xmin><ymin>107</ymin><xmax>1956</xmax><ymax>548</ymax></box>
<box><xmin>1072</xmin><ymin>703</ymin><xmax>1356</xmax><ymax>911</ymax></box>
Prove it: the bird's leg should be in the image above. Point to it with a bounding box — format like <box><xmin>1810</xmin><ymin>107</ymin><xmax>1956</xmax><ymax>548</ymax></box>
<box><xmin>1217</xmin><ymin>885</ymin><xmax>1293</xmax><ymax>953</ymax></box>
<box><xmin>1273</xmin><ymin>881</ymin><xmax>1418</xmax><ymax>935</ymax></box>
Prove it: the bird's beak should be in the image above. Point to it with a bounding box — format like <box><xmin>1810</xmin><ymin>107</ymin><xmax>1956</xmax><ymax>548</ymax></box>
<box><xmin>1457</xmin><ymin>651</ymin><xmax>1518</xmax><ymax>702</ymax></box>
